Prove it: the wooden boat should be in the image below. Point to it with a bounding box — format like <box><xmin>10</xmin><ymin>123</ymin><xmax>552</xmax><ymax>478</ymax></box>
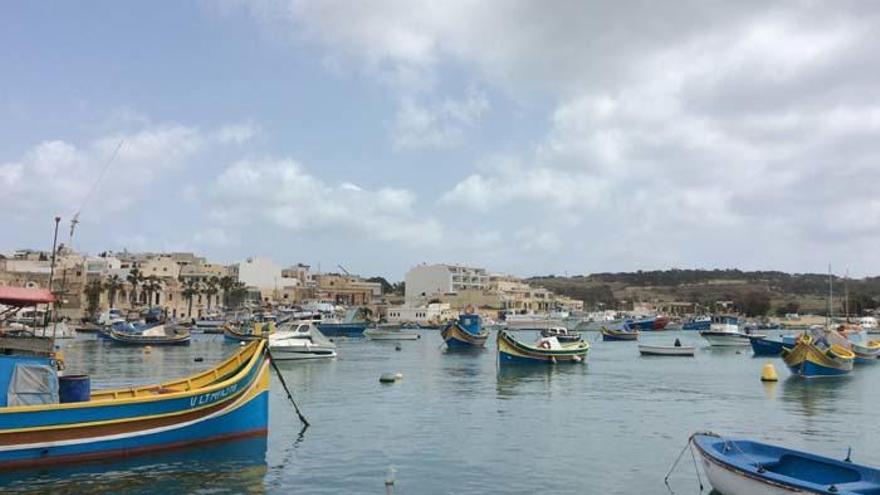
<box><xmin>107</xmin><ymin>325</ymin><xmax>191</xmax><ymax>346</ymax></box>
<box><xmin>224</xmin><ymin>321</ymin><xmax>275</xmax><ymax>342</ymax></box>
<box><xmin>827</xmin><ymin>326</ymin><xmax>880</xmax><ymax>363</ymax></box>
<box><xmin>782</xmin><ymin>334</ymin><xmax>854</xmax><ymax>378</ymax></box>
<box><xmin>748</xmin><ymin>335</ymin><xmax>793</xmax><ymax>356</ymax></box>
<box><xmin>692</xmin><ymin>432</ymin><xmax>880</xmax><ymax>495</ymax></box>
<box><xmin>638</xmin><ymin>343</ymin><xmax>694</xmax><ymax>356</ymax></box>
<box><xmin>0</xmin><ymin>287</ymin><xmax>272</xmax><ymax>469</ymax></box>
<box><xmin>601</xmin><ymin>326</ymin><xmax>639</xmax><ymax>341</ymax></box>
<box><xmin>497</xmin><ymin>330</ymin><xmax>588</xmax><ymax>364</ymax></box>
<box><xmin>540</xmin><ymin>326</ymin><xmax>582</xmax><ymax>343</ymax></box>
<box><xmin>441</xmin><ymin>311</ymin><xmax>489</xmax><ymax>349</ymax></box>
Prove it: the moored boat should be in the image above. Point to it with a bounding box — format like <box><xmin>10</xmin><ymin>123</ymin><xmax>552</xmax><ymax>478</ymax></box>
<box><xmin>692</xmin><ymin>431</ymin><xmax>880</xmax><ymax>495</ymax></box>
<box><xmin>827</xmin><ymin>326</ymin><xmax>880</xmax><ymax>363</ymax></box>
<box><xmin>441</xmin><ymin>310</ymin><xmax>489</xmax><ymax>348</ymax></box>
<box><xmin>540</xmin><ymin>326</ymin><xmax>582</xmax><ymax>343</ymax></box>
<box><xmin>682</xmin><ymin>315</ymin><xmax>711</xmax><ymax>331</ymax></box>
<box><xmin>497</xmin><ymin>330</ymin><xmax>588</xmax><ymax>364</ymax></box>
<box><xmin>269</xmin><ymin>322</ymin><xmax>337</xmax><ymax>360</ymax></box>
<box><xmin>316</xmin><ymin>308</ymin><xmax>368</xmax><ymax>337</ymax></box>
<box><xmin>748</xmin><ymin>335</ymin><xmax>794</xmax><ymax>356</ymax></box>
<box><xmin>625</xmin><ymin>315</ymin><xmax>669</xmax><ymax>331</ymax></box>
<box><xmin>224</xmin><ymin>320</ymin><xmax>276</xmax><ymax>342</ymax></box>
<box><xmin>601</xmin><ymin>326</ymin><xmax>639</xmax><ymax>341</ymax></box>
<box><xmin>194</xmin><ymin>315</ymin><xmax>227</xmax><ymax>334</ymax></box>
<box><xmin>638</xmin><ymin>343</ymin><xmax>694</xmax><ymax>356</ymax></box>
<box><xmin>782</xmin><ymin>333</ymin><xmax>854</xmax><ymax>378</ymax></box>
<box><xmin>0</xmin><ymin>287</ymin><xmax>271</xmax><ymax>469</ymax></box>
<box><xmin>700</xmin><ymin>316</ymin><xmax>754</xmax><ymax>346</ymax></box>
<box><xmin>107</xmin><ymin>324</ymin><xmax>191</xmax><ymax>346</ymax></box>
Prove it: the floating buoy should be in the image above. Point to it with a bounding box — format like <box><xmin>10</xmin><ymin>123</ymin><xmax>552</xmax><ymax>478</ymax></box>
<box><xmin>194</xmin><ymin>357</ymin><xmax>204</xmax><ymax>362</ymax></box>
<box><xmin>144</xmin><ymin>346</ymin><xmax>152</xmax><ymax>354</ymax></box>
<box><xmin>395</xmin><ymin>344</ymin><xmax>402</xmax><ymax>351</ymax></box>
<box><xmin>761</xmin><ymin>362</ymin><xmax>778</xmax><ymax>382</ymax></box>
<box><xmin>380</xmin><ymin>372</ymin><xmax>401</xmax><ymax>384</ymax></box>
<box><xmin>240</xmin><ymin>341</ymin><xmax>246</xmax><ymax>347</ymax></box>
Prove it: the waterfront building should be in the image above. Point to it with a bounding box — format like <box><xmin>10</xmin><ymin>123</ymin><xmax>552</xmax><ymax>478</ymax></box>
<box><xmin>386</xmin><ymin>302</ymin><xmax>455</xmax><ymax>325</ymax></box>
<box><xmin>405</xmin><ymin>263</ymin><xmax>489</xmax><ymax>303</ymax></box>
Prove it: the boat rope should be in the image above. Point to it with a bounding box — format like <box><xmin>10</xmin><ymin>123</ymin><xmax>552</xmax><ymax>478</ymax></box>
<box><xmin>664</xmin><ymin>433</ymin><xmax>704</xmax><ymax>492</ymax></box>
<box><xmin>266</xmin><ymin>348</ymin><xmax>311</xmax><ymax>427</ymax></box>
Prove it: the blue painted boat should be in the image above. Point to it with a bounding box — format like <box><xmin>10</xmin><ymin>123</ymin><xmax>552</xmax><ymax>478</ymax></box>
<box><xmin>748</xmin><ymin>335</ymin><xmax>790</xmax><ymax>356</ymax></box>
<box><xmin>692</xmin><ymin>432</ymin><xmax>880</xmax><ymax>495</ymax></box>
<box><xmin>625</xmin><ymin>316</ymin><xmax>669</xmax><ymax>331</ymax></box>
<box><xmin>0</xmin><ymin>287</ymin><xmax>271</xmax><ymax>469</ymax></box>
<box><xmin>682</xmin><ymin>316</ymin><xmax>711</xmax><ymax>331</ymax></box>
<box><xmin>782</xmin><ymin>334</ymin><xmax>854</xmax><ymax>378</ymax></box>
<box><xmin>316</xmin><ymin>308</ymin><xmax>368</xmax><ymax>337</ymax></box>
<box><xmin>441</xmin><ymin>312</ymin><xmax>489</xmax><ymax>348</ymax></box>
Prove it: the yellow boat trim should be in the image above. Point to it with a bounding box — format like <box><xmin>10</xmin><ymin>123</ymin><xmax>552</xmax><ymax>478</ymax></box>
<box><xmin>0</xmin><ymin>341</ymin><xmax>265</xmax><ymax>414</ymax></box>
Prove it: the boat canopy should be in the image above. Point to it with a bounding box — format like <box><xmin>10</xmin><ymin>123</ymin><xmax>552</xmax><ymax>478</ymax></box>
<box><xmin>0</xmin><ymin>287</ymin><xmax>54</xmax><ymax>306</ymax></box>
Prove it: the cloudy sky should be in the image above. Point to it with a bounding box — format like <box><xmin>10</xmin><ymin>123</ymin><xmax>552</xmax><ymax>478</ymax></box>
<box><xmin>2</xmin><ymin>1</ymin><xmax>879</xmax><ymax>279</ymax></box>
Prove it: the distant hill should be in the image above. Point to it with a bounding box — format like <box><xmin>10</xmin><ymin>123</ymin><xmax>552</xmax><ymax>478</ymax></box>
<box><xmin>527</xmin><ymin>269</ymin><xmax>880</xmax><ymax>316</ymax></box>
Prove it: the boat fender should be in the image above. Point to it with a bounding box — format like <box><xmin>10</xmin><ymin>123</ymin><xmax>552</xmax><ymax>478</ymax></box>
<box><xmin>539</xmin><ymin>340</ymin><xmax>551</xmax><ymax>350</ymax></box>
<box><xmin>194</xmin><ymin>357</ymin><xmax>204</xmax><ymax>362</ymax></box>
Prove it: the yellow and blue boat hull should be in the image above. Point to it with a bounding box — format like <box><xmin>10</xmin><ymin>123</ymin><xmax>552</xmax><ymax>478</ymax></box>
<box><xmin>0</xmin><ymin>341</ymin><xmax>270</xmax><ymax>469</ymax></box>
<box><xmin>497</xmin><ymin>331</ymin><xmax>589</xmax><ymax>364</ymax></box>
<box><xmin>783</xmin><ymin>339</ymin><xmax>853</xmax><ymax>378</ymax></box>
<box><xmin>441</xmin><ymin>323</ymin><xmax>489</xmax><ymax>348</ymax></box>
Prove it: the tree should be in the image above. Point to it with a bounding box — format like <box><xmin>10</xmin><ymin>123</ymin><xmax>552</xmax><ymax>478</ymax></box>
<box><xmin>228</xmin><ymin>281</ymin><xmax>248</xmax><ymax>310</ymax></box>
<box><xmin>182</xmin><ymin>279</ymin><xmax>201</xmax><ymax>318</ymax></box>
<box><xmin>84</xmin><ymin>279</ymin><xmax>103</xmax><ymax>319</ymax></box>
<box><xmin>204</xmin><ymin>276</ymin><xmax>219</xmax><ymax>311</ymax></box>
<box><xmin>391</xmin><ymin>281</ymin><xmax>405</xmax><ymax>296</ymax></box>
<box><xmin>143</xmin><ymin>276</ymin><xmax>163</xmax><ymax>308</ymax></box>
<box><xmin>105</xmin><ymin>274</ymin><xmax>123</xmax><ymax>308</ymax></box>
<box><xmin>218</xmin><ymin>275</ymin><xmax>235</xmax><ymax>308</ymax></box>
<box><xmin>126</xmin><ymin>266</ymin><xmax>144</xmax><ymax>307</ymax></box>
<box><xmin>735</xmin><ymin>290</ymin><xmax>771</xmax><ymax>317</ymax></box>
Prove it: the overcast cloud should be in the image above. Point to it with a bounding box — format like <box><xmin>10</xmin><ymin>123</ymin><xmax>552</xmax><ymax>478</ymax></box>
<box><xmin>1</xmin><ymin>1</ymin><xmax>879</xmax><ymax>277</ymax></box>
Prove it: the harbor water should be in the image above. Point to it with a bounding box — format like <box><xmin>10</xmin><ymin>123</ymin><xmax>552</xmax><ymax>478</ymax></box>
<box><xmin>2</xmin><ymin>330</ymin><xmax>879</xmax><ymax>494</ymax></box>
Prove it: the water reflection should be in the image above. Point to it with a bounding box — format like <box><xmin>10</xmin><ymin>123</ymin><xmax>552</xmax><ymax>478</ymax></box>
<box><xmin>495</xmin><ymin>364</ymin><xmax>588</xmax><ymax>399</ymax></box>
<box><xmin>0</xmin><ymin>436</ymin><xmax>268</xmax><ymax>495</ymax></box>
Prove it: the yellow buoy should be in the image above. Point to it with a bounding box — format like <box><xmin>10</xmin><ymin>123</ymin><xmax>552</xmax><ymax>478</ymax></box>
<box><xmin>761</xmin><ymin>362</ymin><xmax>778</xmax><ymax>382</ymax></box>
<box><xmin>144</xmin><ymin>345</ymin><xmax>152</xmax><ymax>354</ymax></box>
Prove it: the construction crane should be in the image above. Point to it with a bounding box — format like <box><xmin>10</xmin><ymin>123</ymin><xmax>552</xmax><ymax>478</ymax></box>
<box><xmin>337</xmin><ymin>264</ymin><xmax>351</xmax><ymax>276</ymax></box>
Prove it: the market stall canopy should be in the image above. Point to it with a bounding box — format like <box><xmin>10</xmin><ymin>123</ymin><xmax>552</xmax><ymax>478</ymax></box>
<box><xmin>0</xmin><ymin>287</ymin><xmax>55</xmax><ymax>306</ymax></box>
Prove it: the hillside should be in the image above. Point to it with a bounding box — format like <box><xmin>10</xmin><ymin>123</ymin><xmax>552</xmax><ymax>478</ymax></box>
<box><xmin>528</xmin><ymin>269</ymin><xmax>880</xmax><ymax>317</ymax></box>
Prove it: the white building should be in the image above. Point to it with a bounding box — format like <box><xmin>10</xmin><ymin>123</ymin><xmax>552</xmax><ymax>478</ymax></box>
<box><xmin>386</xmin><ymin>303</ymin><xmax>454</xmax><ymax>325</ymax></box>
<box><xmin>405</xmin><ymin>263</ymin><xmax>488</xmax><ymax>303</ymax></box>
<box><xmin>231</xmin><ymin>257</ymin><xmax>297</xmax><ymax>291</ymax></box>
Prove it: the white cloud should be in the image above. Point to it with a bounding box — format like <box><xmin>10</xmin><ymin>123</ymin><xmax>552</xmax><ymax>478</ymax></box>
<box><xmin>206</xmin><ymin>158</ymin><xmax>442</xmax><ymax>245</ymax></box>
<box><xmin>0</xmin><ymin>122</ymin><xmax>258</xmax><ymax>222</ymax></box>
<box><xmin>392</xmin><ymin>90</ymin><xmax>489</xmax><ymax>150</ymax></box>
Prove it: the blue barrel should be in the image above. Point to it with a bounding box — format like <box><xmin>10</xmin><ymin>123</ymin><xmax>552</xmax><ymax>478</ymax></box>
<box><xmin>59</xmin><ymin>374</ymin><xmax>91</xmax><ymax>403</ymax></box>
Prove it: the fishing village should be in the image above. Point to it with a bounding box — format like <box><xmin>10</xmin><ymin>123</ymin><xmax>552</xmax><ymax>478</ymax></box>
<box><xmin>0</xmin><ymin>215</ymin><xmax>879</xmax><ymax>493</ymax></box>
<box><xmin>6</xmin><ymin>1</ymin><xmax>880</xmax><ymax>494</ymax></box>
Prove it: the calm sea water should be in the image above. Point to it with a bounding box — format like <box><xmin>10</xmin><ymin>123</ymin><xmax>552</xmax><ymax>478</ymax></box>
<box><xmin>1</xmin><ymin>329</ymin><xmax>878</xmax><ymax>494</ymax></box>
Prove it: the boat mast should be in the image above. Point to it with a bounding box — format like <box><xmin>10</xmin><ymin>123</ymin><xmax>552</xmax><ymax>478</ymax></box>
<box><xmin>48</xmin><ymin>216</ymin><xmax>61</xmax><ymax>344</ymax></box>
<box><xmin>844</xmin><ymin>268</ymin><xmax>849</xmax><ymax>323</ymax></box>
<box><xmin>827</xmin><ymin>263</ymin><xmax>832</xmax><ymax>328</ymax></box>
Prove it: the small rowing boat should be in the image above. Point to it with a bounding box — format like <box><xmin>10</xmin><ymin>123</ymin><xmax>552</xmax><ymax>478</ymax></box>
<box><xmin>638</xmin><ymin>343</ymin><xmax>694</xmax><ymax>356</ymax></box>
<box><xmin>692</xmin><ymin>431</ymin><xmax>880</xmax><ymax>495</ymax></box>
<box><xmin>497</xmin><ymin>330</ymin><xmax>588</xmax><ymax>364</ymax></box>
<box><xmin>107</xmin><ymin>325</ymin><xmax>191</xmax><ymax>346</ymax></box>
<box><xmin>601</xmin><ymin>326</ymin><xmax>639</xmax><ymax>341</ymax></box>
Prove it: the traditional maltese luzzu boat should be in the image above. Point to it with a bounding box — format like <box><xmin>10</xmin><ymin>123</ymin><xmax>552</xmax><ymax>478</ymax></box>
<box><xmin>497</xmin><ymin>330</ymin><xmax>589</xmax><ymax>364</ymax></box>
<box><xmin>0</xmin><ymin>288</ymin><xmax>270</xmax><ymax>469</ymax></box>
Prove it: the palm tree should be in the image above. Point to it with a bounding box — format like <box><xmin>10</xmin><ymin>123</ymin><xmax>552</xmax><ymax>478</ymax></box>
<box><xmin>182</xmin><ymin>279</ymin><xmax>201</xmax><ymax>318</ymax></box>
<box><xmin>218</xmin><ymin>275</ymin><xmax>235</xmax><ymax>309</ymax></box>
<box><xmin>143</xmin><ymin>275</ymin><xmax>163</xmax><ymax>309</ymax></box>
<box><xmin>126</xmin><ymin>266</ymin><xmax>144</xmax><ymax>307</ymax></box>
<box><xmin>204</xmin><ymin>276</ymin><xmax>219</xmax><ymax>311</ymax></box>
<box><xmin>105</xmin><ymin>274</ymin><xmax>123</xmax><ymax>308</ymax></box>
<box><xmin>229</xmin><ymin>281</ymin><xmax>248</xmax><ymax>310</ymax></box>
<box><xmin>84</xmin><ymin>279</ymin><xmax>103</xmax><ymax>319</ymax></box>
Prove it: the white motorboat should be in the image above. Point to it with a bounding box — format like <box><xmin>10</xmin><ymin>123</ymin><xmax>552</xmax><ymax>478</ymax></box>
<box><xmin>860</xmin><ymin>316</ymin><xmax>879</xmax><ymax>334</ymax></box>
<box><xmin>700</xmin><ymin>316</ymin><xmax>754</xmax><ymax>346</ymax></box>
<box><xmin>638</xmin><ymin>343</ymin><xmax>695</xmax><ymax>356</ymax></box>
<box><xmin>269</xmin><ymin>322</ymin><xmax>337</xmax><ymax>360</ymax></box>
<box><xmin>503</xmin><ymin>312</ymin><xmax>563</xmax><ymax>330</ymax></box>
<box><xmin>364</xmin><ymin>324</ymin><xmax>420</xmax><ymax>341</ymax></box>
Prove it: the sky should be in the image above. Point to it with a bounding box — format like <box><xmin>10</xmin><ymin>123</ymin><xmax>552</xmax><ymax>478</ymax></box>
<box><xmin>2</xmin><ymin>1</ymin><xmax>880</xmax><ymax>280</ymax></box>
